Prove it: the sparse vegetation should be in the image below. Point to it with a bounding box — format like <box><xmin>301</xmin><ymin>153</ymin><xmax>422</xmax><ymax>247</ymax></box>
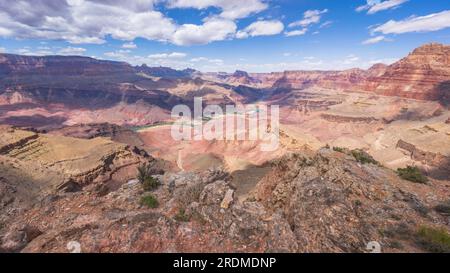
<box><xmin>351</xmin><ymin>149</ymin><xmax>379</xmax><ymax>165</ymax></box>
<box><xmin>416</xmin><ymin>226</ymin><xmax>450</xmax><ymax>253</ymax></box>
<box><xmin>175</xmin><ymin>182</ymin><xmax>204</xmax><ymax>208</ymax></box>
<box><xmin>137</xmin><ymin>163</ymin><xmax>160</xmax><ymax>191</ymax></box>
<box><xmin>332</xmin><ymin>146</ymin><xmax>345</xmax><ymax>153</ymax></box>
<box><xmin>140</xmin><ymin>194</ymin><xmax>159</xmax><ymax>208</ymax></box>
<box><xmin>434</xmin><ymin>200</ymin><xmax>450</xmax><ymax>215</ymax></box>
<box><xmin>174</xmin><ymin>208</ymin><xmax>190</xmax><ymax>222</ymax></box>
<box><xmin>142</xmin><ymin>176</ymin><xmax>160</xmax><ymax>191</ymax></box>
<box><xmin>397</xmin><ymin>166</ymin><xmax>428</xmax><ymax>184</ymax></box>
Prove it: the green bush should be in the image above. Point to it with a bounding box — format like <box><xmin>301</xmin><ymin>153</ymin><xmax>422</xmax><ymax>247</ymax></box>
<box><xmin>140</xmin><ymin>194</ymin><xmax>159</xmax><ymax>208</ymax></box>
<box><xmin>142</xmin><ymin>176</ymin><xmax>160</xmax><ymax>191</ymax></box>
<box><xmin>332</xmin><ymin>146</ymin><xmax>345</xmax><ymax>153</ymax></box>
<box><xmin>351</xmin><ymin>149</ymin><xmax>379</xmax><ymax>165</ymax></box>
<box><xmin>416</xmin><ymin>226</ymin><xmax>450</xmax><ymax>253</ymax></box>
<box><xmin>174</xmin><ymin>208</ymin><xmax>190</xmax><ymax>222</ymax></box>
<box><xmin>137</xmin><ymin>163</ymin><xmax>152</xmax><ymax>183</ymax></box>
<box><xmin>397</xmin><ymin>166</ymin><xmax>428</xmax><ymax>184</ymax></box>
<box><xmin>137</xmin><ymin>163</ymin><xmax>160</xmax><ymax>191</ymax></box>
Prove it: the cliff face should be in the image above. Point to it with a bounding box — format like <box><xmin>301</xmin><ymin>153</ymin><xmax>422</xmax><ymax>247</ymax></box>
<box><xmin>0</xmin><ymin>54</ymin><xmax>134</xmax><ymax>76</ymax></box>
<box><xmin>241</xmin><ymin>44</ymin><xmax>450</xmax><ymax>104</ymax></box>
<box><xmin>368</xmin><ymin>43</ymin><xmax>450</xmax><ymax>102</ymax></box>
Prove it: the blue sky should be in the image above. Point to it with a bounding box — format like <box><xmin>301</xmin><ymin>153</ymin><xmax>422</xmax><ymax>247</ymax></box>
<box><xmin>0</xmin><ymin>0</ymin><xmax>449</xmax><ymax>72</ymax></box>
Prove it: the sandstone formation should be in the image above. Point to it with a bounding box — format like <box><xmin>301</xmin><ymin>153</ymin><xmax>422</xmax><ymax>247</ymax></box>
<box><xmin>0</xmin><ymin>126</ymin><xmax>158</xmax><ymax>230</ymax></box>
<box><xmin>1</xmin><ymin>147</ymin><xmax>449</xmax><ymax>253</ymax></box>
<box><xmin>217</xmin><ymin>43</ymin><xmax>450</xmax><ymax>105</ymax></box>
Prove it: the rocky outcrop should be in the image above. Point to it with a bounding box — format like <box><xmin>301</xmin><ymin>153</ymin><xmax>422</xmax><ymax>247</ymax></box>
<box><xmin>2</xmin><ymin>147</ymin><xmax>449</xmax><ymax>253</ymax></box>
<box><xmin>0</xmin><ymin>125</ymin><xmax>158</xmax><ymax>208</ymax></box>
<box><xmin>136</xmin><ymin>65</ymin><xmax>197</xmax><ymax>79</ymax></box>
<box><xmin>321</xmin><ymin>114</ymin><xmax>380</xmax><ymax>124</ymax></box>
<box><xmin>253</xmin><ymin>149</ymin><xmax>450</xmax><ymax>252</ymax></box>
<box><xmin>396</xmin><ymin>139</ymin><xmax>450</xmax><ymax>178</ymax></box>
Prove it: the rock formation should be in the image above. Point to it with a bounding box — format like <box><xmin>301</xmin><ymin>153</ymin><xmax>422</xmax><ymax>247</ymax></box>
<box><xmin>1</xmin><ymin>146</ymin><xmax>449</xmax><ymax>253</ymax></box>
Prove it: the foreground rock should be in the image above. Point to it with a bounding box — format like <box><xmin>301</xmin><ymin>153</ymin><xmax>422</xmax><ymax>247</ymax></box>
<box><xmin>0</xmin><ymin>126</ymin><xmax>158</xmax><ymax>230</ymax></box>
<box><xmin>2</xmin><ymin>146</ymin><xmax>449</xmax><ymax>253</ymax></box>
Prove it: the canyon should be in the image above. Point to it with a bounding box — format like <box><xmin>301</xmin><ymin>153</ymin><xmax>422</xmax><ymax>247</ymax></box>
<box><xmin>0</xmin><ymin>43</ymin><xmax>449</xmax><ymax>253</ymax></box>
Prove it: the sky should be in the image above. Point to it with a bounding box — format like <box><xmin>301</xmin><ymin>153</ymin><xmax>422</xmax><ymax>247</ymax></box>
<box><xmin>0</xmin><ymin>0</ymin><xmax>449</xmax><ymax>72</ymax></box>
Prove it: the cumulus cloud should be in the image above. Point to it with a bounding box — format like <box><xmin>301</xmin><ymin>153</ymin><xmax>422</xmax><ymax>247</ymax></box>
<box><xmin>373</xmin><ymin>10</ymin><xmax>450</xmax><ymax>34</ymax></box>
<box><xmin>0</xmin><ymin>0</ymin><xmax>269</xmax><ymax>46</ymax></box>
<box><xmin>172</xmin><ymin>17</ymin><xmax>237</xmax><ymax>45</ymax></box>
<box><xmin>122</xmin><ymin>42</ymin><xmax>137</xmax><ymax>49</ymax></box>
<box><xmin>362</xmin><ymin>35</ymin><xmax>388</xmax><ymax>44</ymax></box>
<box><xmin>288</xmin><ymin>9</ymin><xmax>328</xmax><ymax>28</ymax></box>
<box><xmin>236</xmin><ymin>20</ymin><xmax>284</xmax><ymax>39</ymax></box>
<box><xmin>356</xmin><ymin>0</ymin><xmax>408</xmax><ymax>14</ymax></box>
<box><xmin>166</xmin><ymin>0</ymin><xmax>268</xmax><ymax>20</ymax></box>
<box><xmin>0</xmin><ymin>0</ymin><xmax>175</xmax><ymax>44</ymax></box>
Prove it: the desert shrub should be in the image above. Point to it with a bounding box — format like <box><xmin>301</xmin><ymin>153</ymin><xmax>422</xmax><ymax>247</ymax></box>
<box><xmin>434</xmin><ymin>200</ymin><xmax>450</xmax><ymax>215</ymax></box>
<box><xmin>351</xmin><ymin>149</ymin><xmax>379</xmax><ymax>165</ymax></box>
<box><xmin>397</xmin><ymin>166</ymin><xmax>428</xmax><ymax>184</ymax></box>
<box><xmin>175</xmin><ymin>183</ymin><xmax>204</xmax><ymax>208</ymax></box>
<box><xmin>140</xmin><ymin>194</ymin><xmax>159</xmax><ymax>208</ymax></box>
<box><xmin>174</xmin><ymin>208</ymin><xmax>190</xmax><ymax>222</ymax></box>
<box><xmin>137</xmin><ymin>163</ymin><xmax>160</xmax><ymax>191</ymax></box>
<box><xmin>416</xmin><ymin>226</ymin><xmax>450</xmax><ymax>253</ymax></box>
<box><xmin>142</xmin><ymin>176</ymin><xmax>160</xmax><ymax>191</ymax></box>
<box><xmin>137</xmin><ymin>163</ymin><xmax>152</xmax><ymax>183</ymax></box>
<box><xmin>332</xmin><ymin>146</ymin><xmax>345</xmax><ymax>153</ymax></box>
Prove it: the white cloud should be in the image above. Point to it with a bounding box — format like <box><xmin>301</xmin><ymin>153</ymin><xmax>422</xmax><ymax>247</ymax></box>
<box><xmin>122</xmin><ymin>42</ymin><xmax>137</xmax><ymax>49</ymax></box>
<box><xmin>172</xmin><ymin>17</ymin><xmax>237</xmax><ymax>45</ymax></box>
<box><xmin>343</xmin><ymin>54</ymin><xmax>360</xmax><ymax>65</ymax></box>
<box><xmin>373</xmin><ymin>10</ymin><xmax>450</xmax><ymax>34</ymax></box>
<box><xmin>362</xmin><ymin>35</ymin><xmax>388</xmax><ymax>44</ymax></box>
<box><xmin>288</xmin><ymin>9</ymin><xmax>328</xmax><ymax>28</ymax></box>
<box><xmin>320</xmin><ymin>21</ymin><xmax>333</xmax><ymax>29</ymax></box>
<box><xmin>369</xmin><ymin>58</ymin><xmax>399</xmax><ymax>65</ymax></box>
<box><xmin>58</xmin><ymin>46</ymin><xmax>86</xmax><ymax>55</ymax></box>
<box><xmin>148</xmin><ymin>52</ymin><xmax>187</xmax><ymax>59</ymax></box>
<box><xmin>0</xmin><ymin>47</ymin><xmax>5</xmax><ymax>53</ymax></box>
<box><xmin>236</xmin><ymin>20</ymin><xmax>284</xmax><ymax>39</ymax></box>
<box><xmin>357</xmin><ymin>0</ymin><xmax>408</xmax><ymax>14</ymax></box>
<box><xmin>0</xmin><ymin>0</ymin><xmax>267</xmax><ymax>46</ymax></box>
<box><xmin>190</xmin><ymin>57</ymin><xmax>209</xmax><ymax>62</ymax></box>
<box><xmin>285</xmin><ymin>29</ymin><xmax>307</xmax><ymax>37</ymax></box>
<box><xmin>286</xmin><ymin>9</ymin><xmax>328</xmax><ymax>37</ymax></box>
<box><xmin>15</xmin><ymin>47</ymin><xmax>54</xmax><ymax>56</ymax></box>
<box><xmin>167</xmin><ymin>0</ymin><xmax>268</xmax><ymax>19</ymax></box>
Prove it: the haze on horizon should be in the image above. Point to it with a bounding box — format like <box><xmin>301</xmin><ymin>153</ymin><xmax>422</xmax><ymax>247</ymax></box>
<box><xmin>0</xmin><ymin>0</ymin><xmax>449</xmax><ymax>73</ymax></box>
